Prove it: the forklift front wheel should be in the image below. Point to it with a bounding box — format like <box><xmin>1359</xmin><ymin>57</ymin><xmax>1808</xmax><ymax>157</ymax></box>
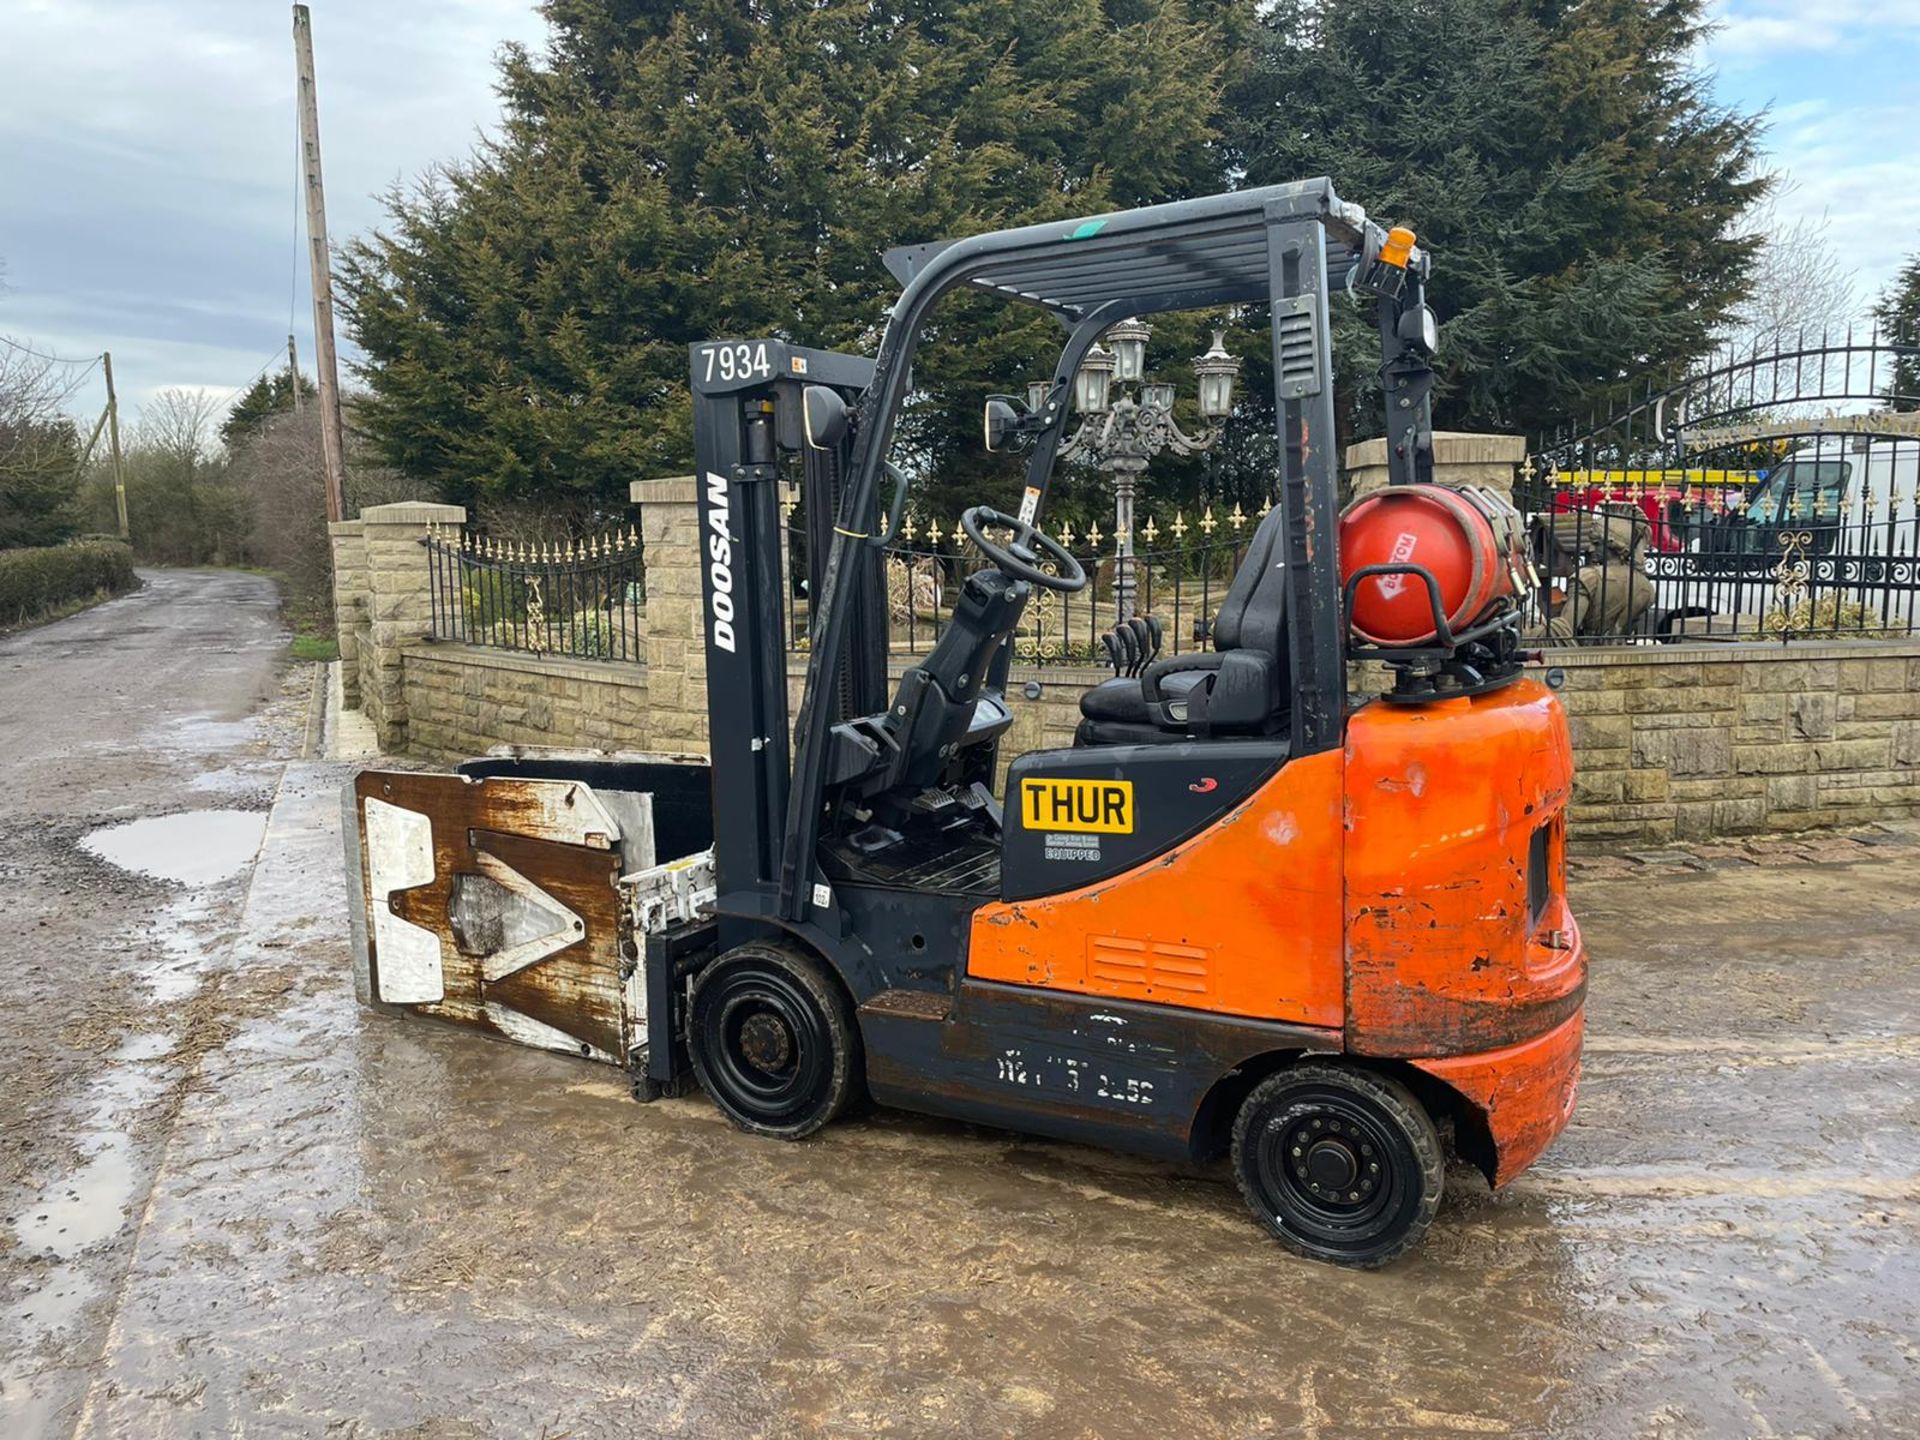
<box><xmin>688</xmin><ymin>942</ymin><xmax>862</xmax><ymax>1140</ymax></box>
<box><xmin>1231</xmin><ymin>1062</ymin><xmax>1443</xmax><ymax>1269</ymax></box>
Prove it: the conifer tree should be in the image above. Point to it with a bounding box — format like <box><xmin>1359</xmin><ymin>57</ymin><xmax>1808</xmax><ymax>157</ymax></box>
<box><xmin>1227</xmin><ymin>0</ymin><xmax>1766</xmax><ymax>442</ymax></box>
<box><xmin>221</xmin><ymin>369</ymin><xmax>317</xmax><ymax>450</ymax></box>
<box><xmin>341</xmin><ymin>0</ymin><xmax>1232</xmax><ymax>516</ymax></box>
<box><xmin>1873</xmin><ymin>256</ymin><xmax>1920</xmax><ymax>411</ymax></box>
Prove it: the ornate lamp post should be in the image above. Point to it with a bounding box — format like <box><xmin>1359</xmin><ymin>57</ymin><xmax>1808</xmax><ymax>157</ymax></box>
<box><xmin>1043</xmin><ymin>324</ymin><xmax>1241</xmax><ymax>620</ymax></box>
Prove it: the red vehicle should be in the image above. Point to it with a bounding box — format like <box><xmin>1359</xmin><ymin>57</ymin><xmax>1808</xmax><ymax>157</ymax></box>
<box><xmin>1551</xmin><ymin>468</ymin><xmax>1757</xmax><ymax>551</ymax></box>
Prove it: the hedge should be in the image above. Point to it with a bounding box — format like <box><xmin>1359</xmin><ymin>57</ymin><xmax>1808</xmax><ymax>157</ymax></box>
<box><xmin>0</xmin><ymin>541</ymin><xmax>138</xmax><ymax>627</ymax></box>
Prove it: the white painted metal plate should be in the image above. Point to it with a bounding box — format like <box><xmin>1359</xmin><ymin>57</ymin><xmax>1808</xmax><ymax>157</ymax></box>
<box><xmin>363</xmin><ymin>797</ymin><xmax>444</xmax><ymax>1004</ymax></box>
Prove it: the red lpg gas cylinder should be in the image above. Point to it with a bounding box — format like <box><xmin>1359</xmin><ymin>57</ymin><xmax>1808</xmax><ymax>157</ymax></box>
<box><xmin>1341</xmin><ymin>484</ymin><xmax>1529</xmax><ymax>647</ymax></box>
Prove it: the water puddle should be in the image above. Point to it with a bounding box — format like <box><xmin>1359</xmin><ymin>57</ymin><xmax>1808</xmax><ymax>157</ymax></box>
<box><xmin>114</xmin><ymin>1032</ymin><xmax>177</xmax><ymax>1062</ymax></box>
<box><xmin>81</xmin><ymin>809</ymin><xmax>267</xmax><ymax>887</ymax></box>
<box><xmin>14</xmin><ymin>1134</ymin><xmax>137</xmax><ymax>1257</ymax></box>
<box><xmin>6</xmin><ymin>1045</ymin><xmax>175</xmax><ymax>1350</ymax></box>
<box><xmin>139</xmin><ymin>889</ymin><xmax>227</xmax><ymax>1002</ymax></box>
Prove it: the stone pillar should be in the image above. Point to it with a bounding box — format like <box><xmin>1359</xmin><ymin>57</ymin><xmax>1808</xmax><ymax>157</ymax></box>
<box><xmin>631</xmin><ymin>477</ymin><xmax>708</xmax><ymax>755</ymax></box>
<box><xmin>360</xmin><ymin>500</ymin><xmax>466</xmax><ymax>752</ymax></box>
<box><xmin>328</xmin><ymin>518</ymin><xmax>366</xmax><ymax>707</ymax></box>
<box><xmin>1344</xmin><ymin>431</ymin><xmax>1528</xmax><ymax>503</ymax></box>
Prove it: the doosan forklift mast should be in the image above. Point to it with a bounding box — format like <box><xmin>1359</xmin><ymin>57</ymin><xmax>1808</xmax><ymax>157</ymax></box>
<box><xmin>351</xmin><ymin>179</ymin><xmax>1582</xmax><ymax>1267</ymax></box>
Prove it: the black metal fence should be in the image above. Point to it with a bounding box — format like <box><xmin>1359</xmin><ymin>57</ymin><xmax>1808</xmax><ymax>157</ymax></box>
<box><xmin>1515</xmin><ymin>447</ymin><xmax>1920</xmax><ymax>643</ymax></box>
<box><xmin>1525</xmin><ymin>326</ymin><xmax>1920</xmax><ymax>644</ymax></box>
<box><xmin>424</xmin><ymin>524</ymin><xmax>646</xmax><ymax>662</ymax></box>
<box><xmin>784</xmin><ymin>506</ymin><xmax>1260</xmax><ymax>665</ymax></box>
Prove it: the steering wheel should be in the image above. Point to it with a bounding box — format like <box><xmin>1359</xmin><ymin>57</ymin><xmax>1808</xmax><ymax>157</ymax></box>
<box><xmin>961</xmin><ymin>506</ymin><xmax>1088</xmax><ymax>593</ymax></box>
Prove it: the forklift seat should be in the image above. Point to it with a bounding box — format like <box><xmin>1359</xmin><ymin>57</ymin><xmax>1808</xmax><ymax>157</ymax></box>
<box><xmin>1076</xmin><ymin>505</ymin><xmax>1290</xmax><ymax>746</ymax></box>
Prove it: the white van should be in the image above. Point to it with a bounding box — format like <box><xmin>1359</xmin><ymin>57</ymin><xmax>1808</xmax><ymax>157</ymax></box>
<box><xmin>1656</xmin><ymin>432</ymin><xmax>1920</xmax><ymax>631</ymax></box>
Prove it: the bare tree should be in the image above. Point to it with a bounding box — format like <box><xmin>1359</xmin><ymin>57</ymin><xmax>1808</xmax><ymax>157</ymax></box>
<box><xmin>136</xmin><ymin>387</ymin><xmax>223</xmax><ymax>468</ymax></box>
<box><xmin>1</xmin><ymin>344</ymin><xmax>90</xmax><ymax>547</ymax></box>
<box><xmin>229</xmin><ymin>399</ymin><xmax>412</xmax><ymax>628</ymax></box>
<box><xmin>1704</xmin><ymin>198</ymin><xmax>1866</xmax><ymax>417</ymax></box>
<box><xmin>116</xmin><ymin>388</ymin><xmax>249</xmax><ymax>565</ymax></box>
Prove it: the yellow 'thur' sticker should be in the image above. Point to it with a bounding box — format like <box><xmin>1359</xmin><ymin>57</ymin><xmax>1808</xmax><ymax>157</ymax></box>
<box><xmin>1020</xmin><ymin>777</ymin><xmax>1134</xmax><ymax>834</ymax></box>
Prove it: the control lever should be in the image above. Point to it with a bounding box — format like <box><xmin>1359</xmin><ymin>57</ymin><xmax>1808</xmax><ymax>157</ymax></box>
<box><xmin>1101</xmin><ymin>616</ymin><xmax>1165</xmax><ymax>677</ymax></box>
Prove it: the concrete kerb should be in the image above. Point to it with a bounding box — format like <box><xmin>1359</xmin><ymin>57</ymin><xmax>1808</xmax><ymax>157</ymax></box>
<box><xmin>325</xmin><ymin>659</ymin><xmax>379</xmax><ymax>763</ymax></box>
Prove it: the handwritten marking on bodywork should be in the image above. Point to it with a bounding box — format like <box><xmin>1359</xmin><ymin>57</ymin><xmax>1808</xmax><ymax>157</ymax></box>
<box><xmin>995</xmin><ymin>1048</ymin><xmax>1152</xmax><ymax>1104</ymax></box>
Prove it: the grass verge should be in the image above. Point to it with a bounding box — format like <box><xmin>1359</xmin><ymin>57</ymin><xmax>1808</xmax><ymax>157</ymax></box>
<box><xmin>0</xmin><ymin>584</ymin><xmax>132</xmax><ymax>638</ymax></box>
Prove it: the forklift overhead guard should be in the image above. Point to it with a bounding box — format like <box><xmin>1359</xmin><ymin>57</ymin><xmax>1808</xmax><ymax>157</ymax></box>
<box><xmin>347</xmin><ymin>179</ymin><xmax>1580</xmax><ymax>1267</ymax></box>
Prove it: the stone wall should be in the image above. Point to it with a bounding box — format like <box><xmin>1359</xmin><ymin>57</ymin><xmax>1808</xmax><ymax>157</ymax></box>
<box><xmin>630</xmin><ymin>477</ymin><xmax>708</xmax><ymax>755</ymax></box>
<box><xmin>359</xmin><ymin>500</ymin><xmax>466</xmax><ymax>750</ymax></box>
<box><xmin>403</xmin><ymin>644</ymin><xmax>653</xmax><ymax>763</ymax></box>
<box><xmin>785</xmin><ymin>638</ymin><xmax>1920</xmax><ymax>846</ymax></box>
<box><xmin>327</xmin><ymin>519</ymin><xmax>366</xmax><ymax>707</ymax></box>
<box><xmin>1554</xmin><ymin>640</ymin><xmax>1920</xmax><ymax>845</ymax></box>
<box><xmin>1343</xmin><ymin>431</ymin><xmax>1527</xmax><ymax>501</ymax></box>
<box><xmin>333</xmin><ymin>473</ymin><xmax>1920</xmax><ymax>849</ymax></box>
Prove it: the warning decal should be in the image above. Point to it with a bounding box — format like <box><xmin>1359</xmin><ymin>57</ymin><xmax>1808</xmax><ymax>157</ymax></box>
<box><xmin>1020</xmin><ymin>778</ymin><xmax>1134</xmax><ymax>835</ymax></box>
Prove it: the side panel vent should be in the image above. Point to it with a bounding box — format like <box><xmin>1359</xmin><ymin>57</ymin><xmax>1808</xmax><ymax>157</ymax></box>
<box><xmin>1273</xmin><ymin>296</ymin><xmax>1322</xmax><ymax>400</ymax></box>
<box><xmin>1088</xmin><ymin>935</ymin><xmax>1211</xmax><ymax>997</ymax></box>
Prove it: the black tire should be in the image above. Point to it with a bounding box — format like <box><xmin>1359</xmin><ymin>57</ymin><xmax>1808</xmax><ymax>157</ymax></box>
<box><xmin>687</xmin><ymin>942</ymin><xmax>861</xmax><ymax>1139</ymax></box>
<box><xmin>1231</xmin><ymin>1062</ymin><xmax>1443</xmax><ymax>1268</ymax></box>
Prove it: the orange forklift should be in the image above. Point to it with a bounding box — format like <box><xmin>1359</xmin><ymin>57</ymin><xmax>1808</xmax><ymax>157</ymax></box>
<box><xmin>348</xmin><ymin>178</ymin><xmax>1583</xmax><ymax>1266</ymax></box>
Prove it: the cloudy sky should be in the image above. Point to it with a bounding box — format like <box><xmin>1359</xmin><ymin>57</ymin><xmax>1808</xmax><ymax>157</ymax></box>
<box><xmin>1</xmin><ymin>0</ymin><xmax>1916</xmax><ymax>427</ymax></box>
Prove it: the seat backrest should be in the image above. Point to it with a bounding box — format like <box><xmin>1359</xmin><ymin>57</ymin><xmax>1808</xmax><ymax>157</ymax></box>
<box><xmin>1212</xmin><ymin>504</ymin><xmax>1288</xmax><ymax>658</ymax></box>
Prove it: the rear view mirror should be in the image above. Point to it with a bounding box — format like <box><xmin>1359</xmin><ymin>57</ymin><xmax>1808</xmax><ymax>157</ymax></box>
<box><xmin>803</xmin><ymin>385</ymin><xmax>849</xmax><ymax>451</ymax></box>
<box><xmin>983</xmin><ymin>395</ymin><xmax>1022</xmax><ymax>452</ymax></box>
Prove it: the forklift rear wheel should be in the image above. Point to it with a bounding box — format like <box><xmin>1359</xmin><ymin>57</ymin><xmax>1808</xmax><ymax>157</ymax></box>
<box><xmin>1231</xmin><ymin>1062</ymin><xmax>1443</xmax><ymax>1268</ymax></box>
<box><xmin>688</xmin><ymin>942</ymin><xmax>861</xmax><ymax>1140</ymax></box>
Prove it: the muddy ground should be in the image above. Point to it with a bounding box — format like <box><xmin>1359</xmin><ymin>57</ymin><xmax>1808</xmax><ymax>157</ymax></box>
<box><xmin>2</xmin><ymin>570</ymin><xmax>1917</xmax><ymax>1438</ymax></box>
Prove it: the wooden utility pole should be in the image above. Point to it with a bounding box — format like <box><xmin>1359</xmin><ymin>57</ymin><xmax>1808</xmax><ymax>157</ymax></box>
<box><xmin>293</xmin><ymin>3</ymin><xmax>347</xmax><ymax>523</ymax></box>
<box><xmin>101</xmin><ymin>351</ymin><xmax>129</xmax><ymax>540</ymax></box>
<box><xmin>286</xmin><ymin>331</ymin><xmax>302</xmax><ymax>413</ymax></box>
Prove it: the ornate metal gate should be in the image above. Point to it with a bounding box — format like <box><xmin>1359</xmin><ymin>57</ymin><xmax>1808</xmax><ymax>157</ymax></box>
<box><xmin>1521</xmin><ymin>326</ymin><xmax>1920</xmax><ymax>642</ymax></box>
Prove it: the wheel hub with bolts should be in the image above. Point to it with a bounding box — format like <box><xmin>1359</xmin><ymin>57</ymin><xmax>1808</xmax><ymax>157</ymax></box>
<box><xmin>1301</xmin><ymin>1135</ymin><xmax>1364</xmax><ymax>1195</ymax></box>
<box><xmin>738</xmin><ymin>1012</ymin><xmax>794</xmax><ymax>1074</ymax></box>
<box><xmin>687</xmin><ymin>942</ymin><xmax>862</xmax><ymax>1140</ymax></box>
<box><xmin>1231</xmin><ymin>1062</ymin><xmax>1444</xmax><ymax>1269</ymax></box>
